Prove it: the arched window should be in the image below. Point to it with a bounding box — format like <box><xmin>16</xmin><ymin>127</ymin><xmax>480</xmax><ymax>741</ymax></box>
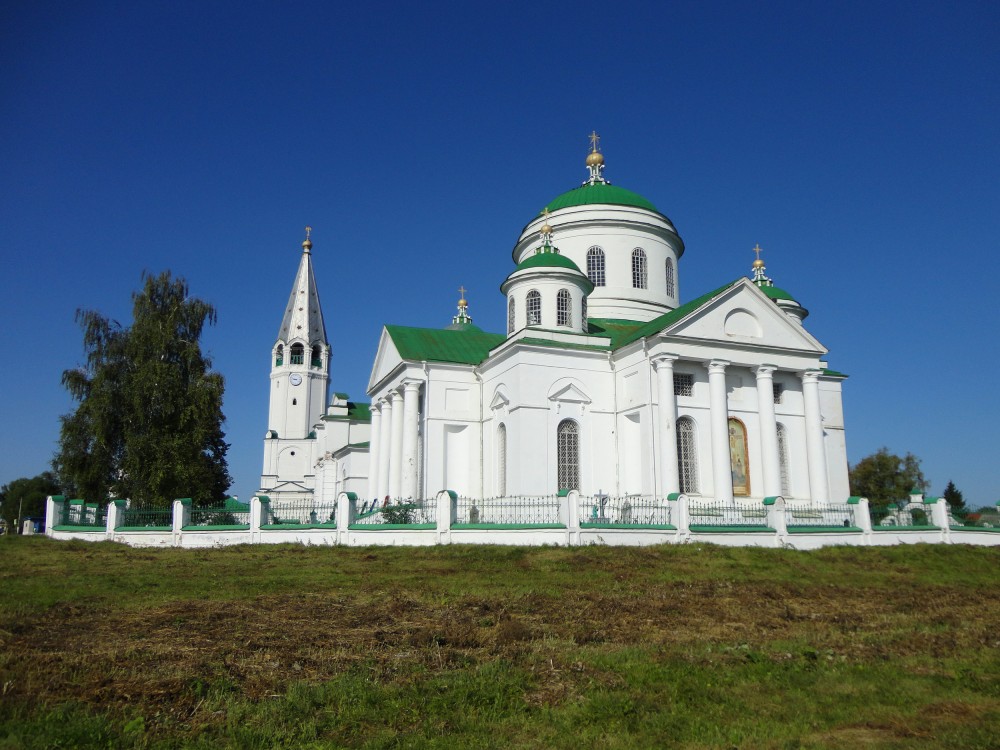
<box><xmin>526</xmin><ymin>290</ymin><xmax>541</xmax><ymax>326</ymax></box>
<box><xmin>557</xmin><ymin>289</ymin><xmax>571</xmax><ymax>327</ymax></box>
<box><xmin>676</xmin><ymin>417</ymin><xmax>698</xmax><ymax>494</ymax></box>
<box><xmin>497</xmin><ymin>424</ymin><xmax>507</xmax><ymax>496</ymax></box>
<box><xmin>289</xmin><ymin>342</ymin><xmax>304</xmax><ymax>365</ymax></box>
<box><xmin>557</xmin><ymin>420</ymin><xmax>580</xmax><ymax>491</ymax></box>
<box><xmin>777</xmin><ymin>422</ymin><xmax>790</xmax><ymax>497</ymax></box>
<box><xmin>632</xmin><ymin>248</ymin><xmax>647</xmax><ymax>289</ymax></box>
<box><xmin>728</xmin><ymin>418</ymin><xmax>750</xmax><ymax>496</ymax></box>
<box><xmin>507</xmin><ymin>296</ymin><xmax>515</xmax><ymax>335</ymax></box>
<box><xmin>275</xmin><ymin>344</ymin><xmax>284</xmax><ymax>366</ymax></box>
<box><xmin>587</xmin><ymin>246</ymin><xmax>606</xmax><ymax>286</ymax></box>
<box><xmin>665</xmin><ymin>258</ymin><xmax>675</xmax><ymax>297</ymax></box>
<box><xmin>581</xmin><ymin>296</ymin><xmax>588</xmax><ymax>331</ymax></box>
<box><xmin>311</xmin><ymin>345</ymin><xmax>322</xmax><ymax>368</ymax></box>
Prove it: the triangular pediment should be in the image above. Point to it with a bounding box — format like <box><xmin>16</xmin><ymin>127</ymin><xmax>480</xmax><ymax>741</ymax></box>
<box><xmin>489</xmin><ymin>387</ymin><xmax>510</xmax><ymax>410</ymax></box>
<box><xmin>659</xmin><ymin>279</ymin><xmax>826</xmax><ymax>353</ymax></box>
<box><xmin>548</xmin><ymin>380</ymin><xmax>592</xmax><ymax>404</ymax></box>
<box><xmin>367</xmin><ymin>328</ymin><xmax>403</xmax><ymax>392</ymax></box>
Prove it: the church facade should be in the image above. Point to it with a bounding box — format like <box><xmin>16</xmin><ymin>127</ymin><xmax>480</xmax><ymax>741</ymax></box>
<box><xmin>259</xmin><ymin>143</ymin><xmax>850</xmax><ymax>513</ymax></box>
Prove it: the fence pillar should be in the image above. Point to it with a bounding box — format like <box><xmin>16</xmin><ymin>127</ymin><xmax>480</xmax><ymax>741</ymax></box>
<box><xmin>172</xmin><ymin>499</ymin><xmax>191</xmax><ymax>546</ymax></box>
<box><xmin>250</xmin><ymin>496</ymin><xmax>268</xmax><ymax>542</ymax></box>
<box><xmin>45</xmin><ymin>495</ymin><xmax>64</xmax><ymax>536</ymax></box>
<box><xmin>337</xmin><ymin>492</ymin><xmax>356</xmax><ymax>546</ymax></box>
<box><xmin>566</xmin><ymin>490</ymin><xmax>581</xmax><ymax>546</ymax></box>
<box><xmin>670</xmin><ymin>492</ymin><xmax>690</xmax><ymax>540</ymax></box>
<box><xmin>106</xmin><ymin>500</ymin><xmax>124</xmax><ymax>539</ymax></box>
<box><xmin>436</xmin><ymin>490</ymin><xmax>456</xmax><ymax>544</ymax></box>
<box><xmin>764</xmin><ymin>496</ymin><xmax>787</xmax><ymax>542</ymax></box>
<box><xmin>850</xmin><ymin>497</ymin><xmax>872</xmax><ymax>542</ymax></box>
<box><xmin>927</xmin><ymin>496</ymin><xmax>950</xmax><ymax>542</ymax></box>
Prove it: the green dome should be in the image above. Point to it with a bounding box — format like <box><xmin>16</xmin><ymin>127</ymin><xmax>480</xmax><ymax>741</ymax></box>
<box><xmin>444</xmin><ymin>320</ymin><xmax>483</xmax><ymax>332</ymax></box>
<box><xmin>543</xmin><ymin>182</ymin><xmax>660</xmax><ymax>214</ymax></box>
<box><xmin>758</xmin><ymin>284</ymin><xmax>796</xmax><ymax>302</ymax></box>
<box><xmin>516</xmin><ymin>252</ymin><xmax>584</xmax><ymax>274</ymax></box>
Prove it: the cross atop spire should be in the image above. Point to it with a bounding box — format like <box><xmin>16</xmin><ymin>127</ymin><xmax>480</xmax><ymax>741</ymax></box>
<box><xmin>451</xmin><ymin>285</ymin><xmax>473</xmax><ymax>327</ymax></box>
<box><xmin>585</xmin><ymin>130</ymin><xmax>607</xmax><ymax>184</ymax></box>
<box><xmin>302</xmin><ymin>225</ymin><xmax>313</xmax><ymax>252</ymax></box>
<box><xmin>750</xmin><ymin>243</ymin><xmax>772</xmax><ymax>286</ymax></box>
<box><xmin>589</xmin><ymin>130</ymin><xmax>601</xmax><ymax>153</ymax></box>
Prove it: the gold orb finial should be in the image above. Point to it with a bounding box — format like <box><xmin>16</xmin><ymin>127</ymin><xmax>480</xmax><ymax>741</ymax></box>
<box><xmin>753</xmin><ymin>258</ymin><xmax>765</xmax><ymax>269</ymax></box>
<box><xmin>586</xmin><ymin>130</ymin><xmax>604</xmax><ymax>167</ymax></box>
<box><xmin>302</xmin><ymin>225</ymin><xmax>313</xmax><ymax>250</ymax></box>
<box><xmin>458</xmin><ymin>285</ymin><xmax>467</xmax><ymax>308</ymax></box>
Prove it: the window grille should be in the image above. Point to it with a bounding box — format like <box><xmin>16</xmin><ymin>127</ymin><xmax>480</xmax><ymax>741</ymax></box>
<box><xmin>581</xmin><ymin>296</ymin><xmax>588</xmax><ymax>330</ymax></box>
<box><xmin>557</xmin><ymin>289</ymin><xmax>571</xmax><ymax>327</ymax></box>
<box><xmin>772</xmin><ymin>382</ymin><xmax>784</xmax><ymax>404</ymax></box>
<box><xmin>676</xmin><ymin>417</ymin><xmax>698</xmax><ymax>493</ymax></box>
<box><xmin>665</xmin><ymin>258</ymin><xmax>675</xmax><ymax>297</ymax></box>
<box><xmin>632</xmin><ymin>248</ymin><xmax>647</xmax><ymax>289</ymax></box>
<box><xmin>526</xmin><ymin>290</ymin><xmax>541</xmax><ymax>326</ymax></box>
<box><xmin>777</xmin><ymin>422</ymin><xmax>790</xmax><ymax>496</ymax></box>
<box><xmin>673</xmin><ymin>373</ymin><xmax>693</xmax><ymax>397</ymax></box>
<box><xmin>557</xmin><ymin>420</ymin><xmax>580</xmax><ymax>491</ymax></box>
<box><xmin>507</xmin><ymin>296</ymin><xmax>515</xmax><ymax>334</ymax></box>
<box><xmin>586</xmin><ymin>246</ymin><xmax>606</xmax><ymax>286</ymax></box>
<box><xmin>497</xmin><ymin>424</ymin><xmax>507</xmax><ymax>496</ymax></box>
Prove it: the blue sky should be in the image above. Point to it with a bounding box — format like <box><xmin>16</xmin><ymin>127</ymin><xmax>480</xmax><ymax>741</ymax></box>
<box><xmin>2</xmin><ymin>1</ymin><xmax>998</xmax><ymax>507</ymax></box>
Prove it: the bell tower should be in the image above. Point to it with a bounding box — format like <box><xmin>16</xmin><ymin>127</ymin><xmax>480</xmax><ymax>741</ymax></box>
<box><xmin>260</xmin><ymin>228</ymin><xmax>330</xmax><ymax>495</ymax></box>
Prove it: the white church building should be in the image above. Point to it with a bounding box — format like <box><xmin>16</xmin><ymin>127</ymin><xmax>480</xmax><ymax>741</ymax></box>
<box><xmin>259</xmin><ymin>139</ymin><xmax>850</xmax><ymax>514</ymax></box>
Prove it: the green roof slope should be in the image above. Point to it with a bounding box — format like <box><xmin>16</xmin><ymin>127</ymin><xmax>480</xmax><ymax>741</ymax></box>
<box><xmin>612</xmin><ymin>280</ymin><xmax>742</xmax><ymax>348</ymax></box>
<box><xmin>386</xmin><ymin>325</ymin><xmax>506</xmax><ymax>365</ymax></box>
<box><xmin>544</xmin><ymin>182</ymin><xmax>660</xmax><ymax>214</ymax></box>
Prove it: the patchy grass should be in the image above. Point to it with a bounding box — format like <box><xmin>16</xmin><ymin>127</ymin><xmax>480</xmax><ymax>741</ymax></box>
<box><xmin>0</xmin><ymin>538</ymin><xmax>998</xmax><ymax>748</ymax></box>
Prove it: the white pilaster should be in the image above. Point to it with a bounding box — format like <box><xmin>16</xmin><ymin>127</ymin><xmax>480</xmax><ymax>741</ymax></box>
<box><xmin>754</xmin><ymin>365</ymin><xmax>782</xmax><ymax>498</ymax></box>
<box><xmin>377</xmin><ymin>397</ymin><xmax>392</xmax><ymax>500</ymax></box>
<box><xmin>388</xmin><ymin>389</ymin><xmax>405</xmax><ymax>499</ymax></box>
<box><xmin>654</xmin><ymin>356</ymin><xmax>679</xmax><ymax>495</ymax></box>
<box><xmin>707</xmin><ymin>360</ymin><xmax>733</xmax><ymax>503</ymax></box>
<box><xmin>401</xmin><ymin>381</ymin><xmax>421</xmax><ymax>500</ymax></box>
<box><xmin>801</xmin><ymin>370</ymin><xmax>829</xmax><ymax>503</ymax></box>
<box><xmin>367</xmin><ymin>404</ymin><xmax>382</xmax><ymax>501</ymax></box>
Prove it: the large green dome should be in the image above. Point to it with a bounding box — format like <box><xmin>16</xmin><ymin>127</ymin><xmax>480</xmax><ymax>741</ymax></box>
<box><xmin>543</xmin><ymin>182</ymin><xmax>660</xmax><ymax>214</ymax></box>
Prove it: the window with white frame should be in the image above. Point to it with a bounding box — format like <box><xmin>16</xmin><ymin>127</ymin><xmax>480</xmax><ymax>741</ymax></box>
<box><xmin>676</xmin><ymin>417</ymin><xmax>699</xmax><ymax>493</ymax></box>
<box><xmin>777</xmin><ymin>422</ymin><xmax>790</xmax><ymax>496</ymax></box>
<box><xmin>526</xmin><ymin>290</ymin><xmax>541</xmax><ymax>326</ymax></box>
<box><xmin>497</xmin><ymin>424</ymin><xmax>507</xmax><ymax>496</ymax></box>
<box><xmin>665</xmin><ymin>258</ymin><xmax>675</xmax><ymax>297</ymax></box>
<box><xmin>557</xmin><ymin>289</ymin><xmax>571</xmax><ymax>327</ymax></box>
<box><xmin>587</xmin><ymin>246</ymin><xmax>606</xmax><ymax>286</ymax></box>
<box><xmin>632</xmin><ymin>248</ymin><xmax>647</xmax><ymax>289</ymax></box>
<box><xmin>673</xmin><ymin>373</ymin><xmax>694</xmax><ymax>397</ymax></box>
<box><xmin>507</xmin><ymin>296</ymin><xmax>515</xmax><ymax>335</ymax></box>
<box><xmin>772</xmin><ymin>382</ymin><xmax>784</xmax><ymax>404</ymax></box>
<box><xmin>557</xmin><ymin>419</ymin><xmax>580</xmax><ymax>491</ymax></box>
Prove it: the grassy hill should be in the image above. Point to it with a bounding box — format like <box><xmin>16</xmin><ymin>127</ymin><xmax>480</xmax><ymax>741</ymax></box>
<box><xmin>1</xmin><ymin>537</ymin><xmax>998</xmax><ymax>748</ymax></box>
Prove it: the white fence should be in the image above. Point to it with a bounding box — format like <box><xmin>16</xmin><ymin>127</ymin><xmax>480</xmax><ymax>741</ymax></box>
<box><xmin>45</xmin><ymin>493</ymin><xmax>1000</xmax><ymax>550</ymax></box>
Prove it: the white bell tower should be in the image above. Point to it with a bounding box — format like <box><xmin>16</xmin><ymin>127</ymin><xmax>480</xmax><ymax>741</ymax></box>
<box><xmin>259</xmin><ymin>227</ymin><xmax>330</xmax><ymax>498</ymax></box>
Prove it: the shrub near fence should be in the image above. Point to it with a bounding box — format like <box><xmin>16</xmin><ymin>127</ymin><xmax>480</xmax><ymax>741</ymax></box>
<box><xmin>453</xmin><ymin>495</ymin><xmax>563</xmax><ymax>528</ymax></box>
<box><xmin>580</xmin><ymin>495</ymin><xmax>674</xmax><ymax>528</ymax></box>
<box><xmin>870</xmin><ymin>502</ymin><xmax>935</xmax><ymax>528</ymax></box>
<box><xmin>351</xmin><ymin>499</ymin><xmax>436</xmax><ymax>529</ymax></box>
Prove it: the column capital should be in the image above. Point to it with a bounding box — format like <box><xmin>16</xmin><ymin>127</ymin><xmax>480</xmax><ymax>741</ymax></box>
<box><xmin>706</xmin><ymin>359</ymin><xmax>730</xmax><ymax>375</ymax></box>
<box><xmin>651</xmin><ymin>354</ymin><xmax>679</xmax><ymax>369</ymax></box>
<box><xmin>401</xmin><ymin>379</ymin><xmax>422</xmax><ymax>393</ymax></box>
<box><xmin>801</xmin><ymin>369</ymin><xmax>822</xmax><ymax>384</ymax></box>
<box><xmin>754</xmin><ymin>364</ymin><xmax>777</xmax><ymax>379</ymax></box>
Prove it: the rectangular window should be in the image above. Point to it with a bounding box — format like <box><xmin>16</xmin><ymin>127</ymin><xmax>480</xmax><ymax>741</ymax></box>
<box><xmin>674</xmin><ymin>373</ymin><xmax>693</xmax><ymax>397</ymax></box>
<box><xmin>773</xmin><ymin>383</ymin><xmax>784</xmax><ymax>404</ymax></box>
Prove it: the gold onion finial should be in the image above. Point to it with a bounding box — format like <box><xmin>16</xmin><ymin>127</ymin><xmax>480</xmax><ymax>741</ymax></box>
<box><xmin>303</xmin><ymin>225</ymin><xmax>313</xmax><ymax>250</ymax></box>
<box><xmin>586</xmin><ymin>130</ymin><xmax>604</xmax><ymax>166</ymax></box>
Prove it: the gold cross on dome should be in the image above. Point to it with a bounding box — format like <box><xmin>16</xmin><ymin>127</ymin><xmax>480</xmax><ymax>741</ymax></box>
<box><xmin>458</xmin><ymin>285</ymin><xmax>466</xmax><ymax>298</ymax></box>
<box><xmin>542</xmin><ymin>208</ymin><xmax>550</xmax><ymax>221</ymax></box>
<box><xmin>589</xmin><ymin>130</ymin><xmax>601</xmax><ymax>152</ymax></box>
<box><xmin>753</xmin><ymin>243</ymin><xmax>763</xmax><ymax>260</ymax></box>
<box><xmin>305</xmin><ymin>226</ymin><xmax>312</xmax><ymax>240</ymax></box>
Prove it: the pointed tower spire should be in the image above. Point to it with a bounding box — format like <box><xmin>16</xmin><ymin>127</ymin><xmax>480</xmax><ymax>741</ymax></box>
<box><xmin>278</xmin><ymin>227</ymin><xmax>328</xmax><ymax>345</ymax></box>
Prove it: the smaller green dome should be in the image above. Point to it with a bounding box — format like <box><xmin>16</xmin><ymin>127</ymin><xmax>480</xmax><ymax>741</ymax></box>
<box><xmin>758</xmin><ymin>284</ymin><xmax>796</xmax><ymax>302</ymax></box>
<box><xmin>516</xmin><ymin>252</ymin><xmax>584</xmax><ymax>274</ymax></box>
<box><xmin>444</xmin><ymin>320</ymin><xmax>483</xmax><ymax>332</ymax></box>
<box><xmin>543</xmin><ymin>182</ymin><xmax>660</xmax><ymax>214</ymax></box>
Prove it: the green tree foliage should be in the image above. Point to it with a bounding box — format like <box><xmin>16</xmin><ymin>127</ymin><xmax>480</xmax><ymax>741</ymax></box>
<box><xmin>849</xmin><ymin>447</ymin><xmax>928</xmax><ymax>507</ymax></box>
<box><xmin>55</xmin><ymin>272</ymin><xmax>231</xmax><ymax>507</ymax></box>
<box><xmin>0</xmin><ymin>472</ymin><xmax>61</xmax><ymax>532</ymax></box>
<box><xmin>942</xmin><ymin>480</ymin><xmax>965</xmax><ymax>511</ymax></box>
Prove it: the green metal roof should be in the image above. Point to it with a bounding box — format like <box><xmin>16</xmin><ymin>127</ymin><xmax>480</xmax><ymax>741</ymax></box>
<box><xmin>347</xmin><ymin>401</ymin><xmax>371</xmax><ymax>421</ymax></box>
<box><xmin>385</xmin><ymin>325</ymin><xmax>506</xmax><ymax>366</ymax></box>
<box><xmin>611</xmin><ymin>280</ymin><xmax>742</xmax><ymax>348</ymax></box>
<box><xmin>543</xmin><ymin>182</ymin><xmax>660</xmax><ymax>214</ymax></box>
<box><xmin>516</xmin><ymin>251</ymin><xmax>584</xmax><ymax>273</ymax></box>
<box><xmin>444</xmin><ymin>320</ymin><xmax>484</xmax><ymax>332</ymax></box>
<box><xmin>757</xmin><ymin>284</ymin><xmax>796</xmax><ymax>302</ymax></box>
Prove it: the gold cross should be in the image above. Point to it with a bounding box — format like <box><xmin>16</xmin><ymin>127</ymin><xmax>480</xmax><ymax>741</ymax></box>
<box><xmin>458</xmin><ymin>285</ymin><xmax>467</xmax><ymax>299</ymax></box>
<box><xmin>753</xmin><ymin>243</ymin><xmax>763</xmax><ymax>260</ymax></box>
<box><xmin>541</xmin><ymin>208</ymin><xmax>550</xmax><ymax>221</ymax></box>
<box><xmin>589</xmin><ymin>130</ymin><xmax>601</xmax><ymax>153</ymax></box>
<box><xmin>305</xmin><ymin>226</ymin><xmax>312</xmax><ymax>240</ymax></box>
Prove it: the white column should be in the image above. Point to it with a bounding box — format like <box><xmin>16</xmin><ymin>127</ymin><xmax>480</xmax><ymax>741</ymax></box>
<box><xmin>801</xmin><ymin>370</ymin><xmax>829</xmax><ymax>503</ymax></box>
<box><xmin>654</xmin><ymin>356</ymin><xmax>679</xmax><ymax>495</ymax></box>
<box><xmin>754</xmin><ymin>365</ymin><xmax>782</xmax><ymax>498</ymax></box>
<box><xmin>388</xmin><ymin>389</ymin><xmax>405</xmax><ymax>499</ymax></box>
<box><xmin>367</xmin><ymin>404</ymin><xmax>382</xmax><ymax>501</ymax></box>
<box><xmin>707</xmin><ymin>360</ymin><xmax>733</xmax><ymax>503</ymax></box>
<box><xmin>401</xmin><ymin>380</ymin><xmax>421</xmax><ymax>500</ymax></box>
<box><xmin>377</xmin><ymin>397</ymin><xmax>392</xmax><ymax>500</ymax></box>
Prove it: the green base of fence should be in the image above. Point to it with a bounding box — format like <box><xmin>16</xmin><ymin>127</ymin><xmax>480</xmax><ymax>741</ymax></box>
<box><xmin>580</xmin><ymin>523</ymin><xmax>676</xmax><ymax>530</ymax></box>
<box><xmin>689</xmin><ymin>524</ymin><xmax>772</xmax><ymax>533</ymax></box>
<box><xmin>787</xmin><ymin>525</ymin><xmax>862</xmax><ymax>534</ymax></box>
<box><xmin>872</xmin><ymin>526</ymin><xmax>938</xmax><ymax>532</ymax></box>
<box><xmin>52</xmin><ymin>525</ymin><xmax>106</xmax><ymax>532</ymax></box>
<box><xmin>181</xmin><ymin>525</ymin><xmax>250</xmax><ymax>531</ymax></box>
<box><xmin>349</xmin><ymin>523</ymin><xmax>436</xmax><ymax>531</ymax></box>
<box><xmin>451</xmin><ymin>523</ymin><xmax>566</xmax><ymax>530</ymax></box>
<box><xmin>261</xmin><ymin>523</ymin><xmax>337</xmax><ymax>530</ymax></box>
<box><xmin>116</xmin><ymin>526</ymin><xmax>172</xmax><ymax>532</ymax></box>
<box><xmin>951</xmin><ymin>526</ymin><xmax>1000</xmax><ymax>532</ymax></box>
